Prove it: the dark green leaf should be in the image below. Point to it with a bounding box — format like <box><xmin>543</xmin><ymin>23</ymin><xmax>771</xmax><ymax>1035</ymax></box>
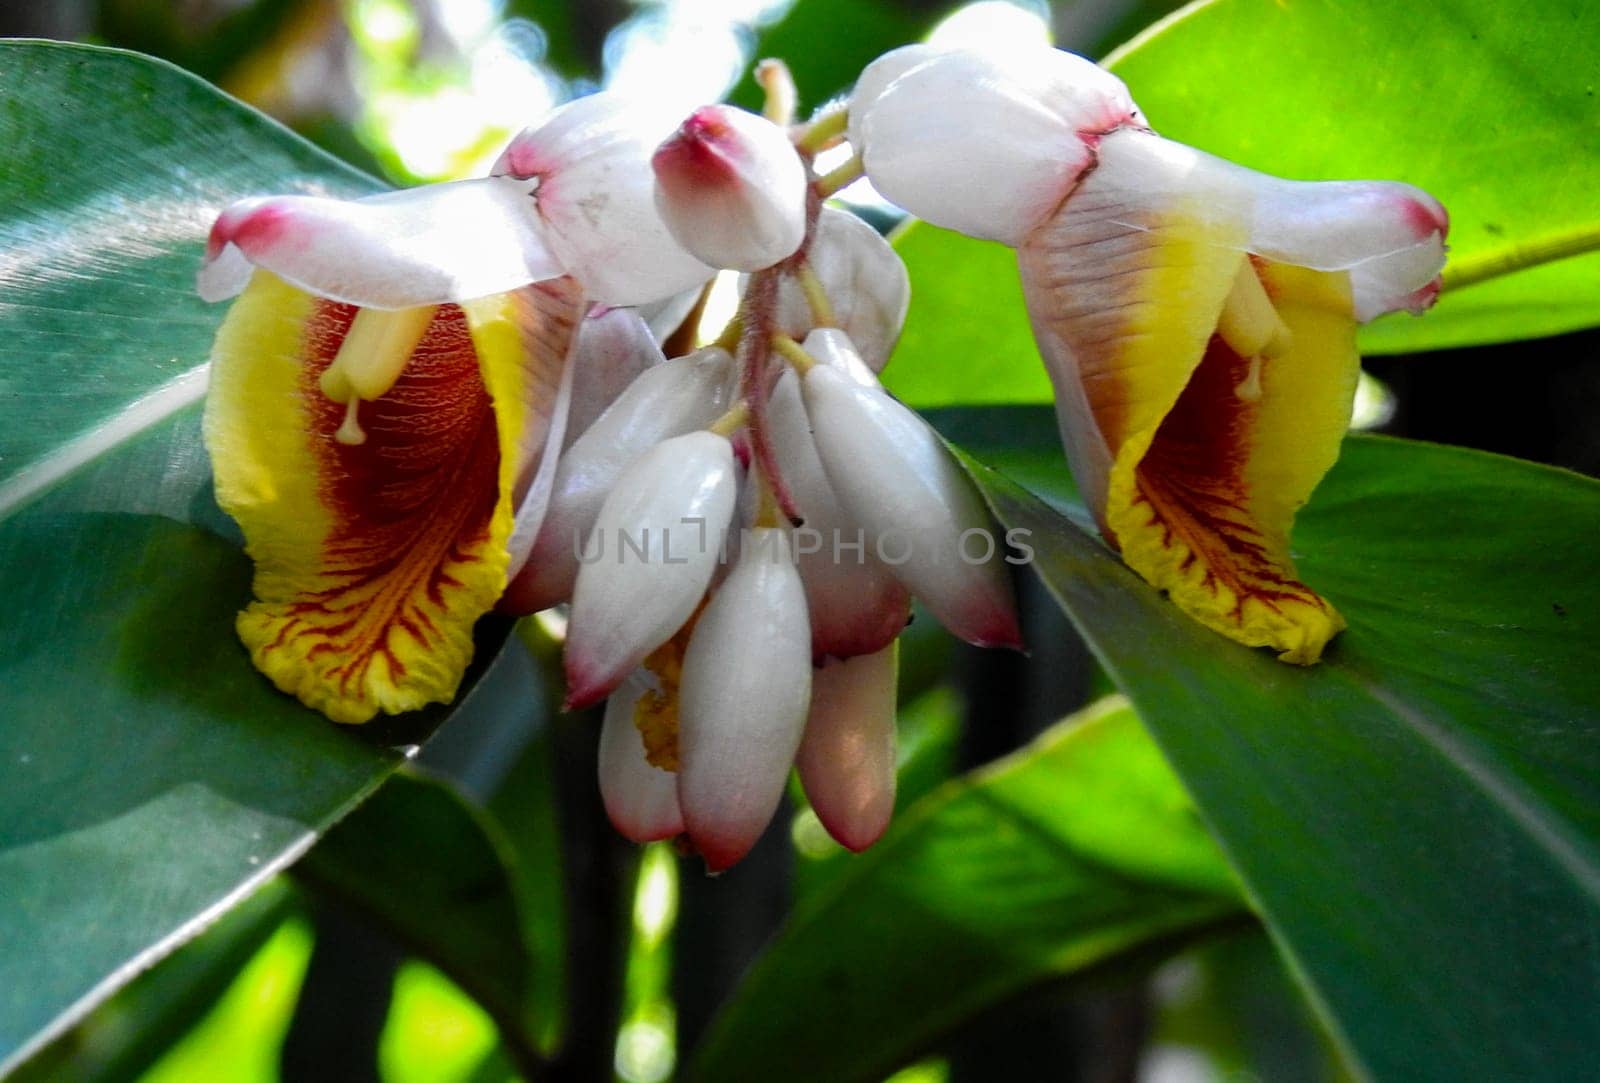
<box><xmin>10</xmin><ymin>880</ymin><xmax>294</xmax><ymax>1083</ymax></box>
<box><xmin>295</xmin><ymin>770</ymin><xmax>545</xmax><ymax>1060</ymax></box>
<box><xmin>1153</xmin><ymin>931</ymin><xmax>1357</xmax><ymax>1083</ymax></box>
<box><xmin>728</xmin><ymin>0</ymin><xmax>948</xmax><ymax>113</ymax></box>
<box><xmin>690</xmin><ymin>697</ymin><xmax>1242</xmax><ymax>1083</ymax></box>
<box><xmin>0</xmin><ymin>42</ymin><xmax>500</xmax><ymax>1071</ymax></box>
<box><xmin>965</xmin><ymin>434</ymin><xmax>1600</xmax><ymax>1080</ymax></box>
<box><xmin>484</xmin><ymin>724</ymin><xmax>569</xmax><ymax>1058</ymax></box>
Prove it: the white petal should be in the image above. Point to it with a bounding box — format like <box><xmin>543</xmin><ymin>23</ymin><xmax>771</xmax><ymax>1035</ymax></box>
<box><xmin>505</xmin><ymin>347</ymin><xmax>733</xmax><ymax>613</ymax></box>
<box><xmin>635</xmin><ymin>285</ymin><xmax>706</xmax><ymax>344</ymax></box>
<box><xmin>802</xmin><ymin>327</ymin><xmax>880</xmax><ymax>387</ymax></box>
<box><xmin>803</xmin><ymin>364</ymin><xmax>1022</xmax><ymax>649</ymax></box>
<box><xmin>848</xmin><ymin>44</ymin><xmax>944</xmax><ymax>151</ymax></box>
<box><xmin>564</xmin><ymin>306</ymin><xmax>666</xmax><ymax>449</ymax></box>
<box><xmin>1077</xmin><ymin>129</ymin><xmax>1448</xmax><ymax>321</ymax></box>
<box><xmin>197</xmin><ymin>177</ymin><xmax>561</xmax><ymax>308</ymax></box>
<box><xmin>796</xmin><ymin>645</ymin><xmax>898</xmax><ymax>852</ymax></box>
<box><xmin>599</xmin><ymin>674</ymin><xmax>685</xmax><ymax>843</ymax></box>
<box><xmin>496</xmin><ymin>91</ymin><xmax>716</xmax><ymax>306</ymax></box>
<box><xmin>768</xmin><ymin>370</ymin><xmax>910</xmax><ymax>660</ymax></box>
<box><xmin>195</xmin><ymin>241</ymin><xmax>253</xmax><ymax>301</ymax></box>
<box><xmin>678</xmin><ymin>528</ymin><xmax>812</xmax><ymax>871</ymax></box>
<box><xmin>653</xmin><ymin>105</ymin><xmax>808</xmax><ymax>272</ymax></box>
<box><xmin>771</xmin><ymin>209</ymin><xmax>909</xmax><ymax>371</ymax></box>
<box><xmin>564</xmin><ymin>430</ymin><xmax>738</xmax><ymax>707</ymax></box>
<box><xmin>858</xmin><ymin>45</ymin><xmax>1139</xmax><ymax>243</ymax></box>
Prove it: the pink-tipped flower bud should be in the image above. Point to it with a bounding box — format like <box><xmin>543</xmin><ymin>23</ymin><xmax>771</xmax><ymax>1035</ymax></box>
<box><xmin>802</xmin><ymin>360</ymin><xmax>1023</xmax><ymax>651</ymax></box>
<box><xmin>796</xmin><ymin>645</ymin><xmax>898</xmax><ymax>852</ymax></box>
<box><xmin>652</xmin><ymin>105</ymin><xmax>808</xmax><ymax>272</ymax></box>
<box><xmin>678</xmin><ymin>529</ymin><xmax>813</xmax><ymax>872</ymax></box>
<box><xmin>564</xmin><ymin>430</ymin><xmax>738</xmax><ymax>709</ymax></box>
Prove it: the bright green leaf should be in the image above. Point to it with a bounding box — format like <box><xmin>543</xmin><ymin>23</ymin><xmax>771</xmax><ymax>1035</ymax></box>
<box><xmin>1109</xmin><ymin>0</ymin><xmax>1600</xmax><ymax>354</ymax></box>
<box><xmin>882</xmin><ymin>225</ymin><xmax>1044</xmax><ymax>408</ymax></box>
<box><xmin>888</xmin><ymin>0</ymin><xmax>1600</xmax><ymax>407</ymax></box>
<box><xmin>689</xmin><ymin>697</ymin><xmax>1243</xmax><ymax>1083</ymax></box>
<box><xmin>138</xmin><ymin>915</ymin><xmax>314</xmax><ymax>1083</ymax></box>
<box><xmin>964</xmin><ymin>434</ymin><xmax>1600</xmax><ymax>1081</ymax></box>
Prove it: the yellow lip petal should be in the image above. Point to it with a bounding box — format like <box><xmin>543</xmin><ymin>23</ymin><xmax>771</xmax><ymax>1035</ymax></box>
<box><xmin>1022</xmin><ymin>187</ymin><xmax>1356</xmax><ymax>663</ymax></box>
<box><xmin>1108</xmin><ymin>259</ymin><xmax>1355</xmax><ymax>664</ymax></box>
<box><xmin>204</xmin><ymin>272</ymin><xmax>579</xmax><ymax>723</ymax></box>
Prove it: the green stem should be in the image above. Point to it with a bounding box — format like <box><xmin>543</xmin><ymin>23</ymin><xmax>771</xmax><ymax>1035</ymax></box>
<box><xmin>796</xmin><ymin>107</ymin><xmax>848</xmax><ymax>153</ymax></box>
<box><xmin>1442</xmin><ymin>226</ymin><xmax>1600</xmax><ymax>292</ymax></box>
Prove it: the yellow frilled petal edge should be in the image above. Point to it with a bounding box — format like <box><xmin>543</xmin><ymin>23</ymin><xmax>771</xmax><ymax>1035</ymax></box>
<box><xmin>1021</xmin><ymin>196</ymin><xmax>1357</xmax><ymax>664</ymax></box>
<box><xmin>203</xmin><ymin>272</ymin><xmax>580</xmax><ymax>723</ymax></box>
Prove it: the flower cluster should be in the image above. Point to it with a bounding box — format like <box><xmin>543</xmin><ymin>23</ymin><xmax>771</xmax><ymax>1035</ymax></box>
<box><xmin>198</xmin><ymin>40</ymin><xmax>1447</xmax><ymax>866</ymax></box>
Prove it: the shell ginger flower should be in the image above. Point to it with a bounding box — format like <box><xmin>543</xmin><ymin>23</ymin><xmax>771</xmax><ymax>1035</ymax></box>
<box><xmin>851</xmin><ymin>43</ymin><xmax>1449</xmax><ymax>664</ymax></box>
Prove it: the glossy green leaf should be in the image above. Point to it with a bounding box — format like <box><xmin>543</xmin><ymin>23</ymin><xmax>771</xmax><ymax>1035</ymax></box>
<box><xmin>0</xmin><ymin>42</ymin><xmax>376</xmax><ymax>497</ymax></box>
<box><xmin>887</xmin><ymin>0</ymin><xmax>1600</xmax><ymax>407</ymax></box>
<box><xmin>295</xmin><ymin>770</ymin><xmax>545</xmax><ymax>1064</ymax></box>
<box><xmin>690</xmin><ymin>697</ymin><xmax>1244</xmax><ymax>1083</ymax></box>
<box><xmin>964</xmin><ymin>434</ymin><xmax>1600</xmax><ymax>1081</ymax></box>
<box><xmin>0</xmin><ymin>42</ymin><xmax>497</xmax><ymax>1073</ymax></box>
<box><xmin>1153</xmin><ymin>931</ymin><xmax>1357</xmax><ymax>1083</ymax></box>
<box><xmin>10</xmin><ymin>881</ymin><xmax>294</xmax><ymax>1083</ymax></box>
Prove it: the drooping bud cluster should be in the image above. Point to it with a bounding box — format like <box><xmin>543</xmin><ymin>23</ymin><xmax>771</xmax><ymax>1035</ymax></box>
<box><xmin>516</xmin><ymin>305</ymin><xmax>1020</xmax><ymax>869</ymax></box>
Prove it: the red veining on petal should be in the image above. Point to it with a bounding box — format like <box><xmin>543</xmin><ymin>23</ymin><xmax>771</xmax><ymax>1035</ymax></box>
<box><xmin>255</xmin><ymin>301</ymin><xmax>502</xmax><ymax>705</ymax></box>
<box><xmin>1131</xmin><ymin>332</ymin><xmax>1329</xmax><ymax>622</ymax></box>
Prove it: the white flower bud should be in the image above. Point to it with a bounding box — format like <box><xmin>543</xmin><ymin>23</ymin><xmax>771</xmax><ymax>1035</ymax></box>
<box><xmin>505</xmin><ymin>347</ymin><xmax>733</xmax><ymax>613</ymax></box>
<box><xmin>599</xmin><ymin>674</ymin><xmax>685</xmax><ymax>843</ymax></box>
<box><xmin>494</xmin><ymin>92</ymin><xmax>716</xmax><ymax>305</ymax></box>
<box><xmin>802</xmin><ymin>363</ymin><xmax>1022</xmax><ymax>650</ymax></box>
<box><xmin>564</xmin><ymin>430</ymin><xmax>738</xmax><ymax>707</ymax></box>
<box><xmin>796</xmin><ymin>645</ymin><xmax>898</xmax><ymax>852</ymax></box>
<box><xmin>801</xmin><ymin>327</ymin><xmax>879</xmax><ymax>387</ymax></box>
<box><xmin>847</xmin><ymin>44</ymin><xmax>943</xmax><ymax>152</ymax></box>
<box><xmin>678</xmin><ymin>528</ymin><xmax>813</xmax><ymax>872</ymax></box>
<box><xmin>652</xmin><ymin>105</ymin><xmax>808</xmax><ymax>272</ymax></box>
